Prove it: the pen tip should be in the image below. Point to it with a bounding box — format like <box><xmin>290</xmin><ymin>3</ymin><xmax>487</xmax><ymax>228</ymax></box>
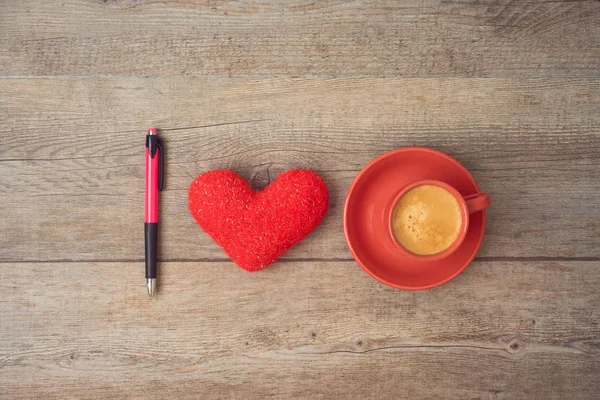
<box><xmin>147</xmin><ymin>278</ymin><xmax>156</xmax><ymax>299</ymax></box>
<box><xmin>148</xmin><ymin>127</ymin><xmax>157</xmax><ymax>135</ymax></box>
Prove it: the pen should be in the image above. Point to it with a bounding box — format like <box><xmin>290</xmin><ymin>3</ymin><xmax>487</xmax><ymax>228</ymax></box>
<box><xmin>145</xmin><ymin>128</ymin><xmax>164</xmax><ymax>298</ymax></box>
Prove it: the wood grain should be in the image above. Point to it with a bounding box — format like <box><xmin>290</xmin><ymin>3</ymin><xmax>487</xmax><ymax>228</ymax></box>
<box><xmin>2</xmin><ymin>0</ymin><xmax>599</xmax><ymax>398</ymax></box>
<box><xmin>1</xmin><ymin>260</ymin><xmax>599</xmax><ymax>399</ymax></box>
<box><xmin>1</xmin><ymin>77</ymin><xmax>598</xmax><ymax>261</ymax></box>
<box><xmin>0</xmin><ymin>0</ymin><xmax>599</xmax><ymax>77</ymax></box>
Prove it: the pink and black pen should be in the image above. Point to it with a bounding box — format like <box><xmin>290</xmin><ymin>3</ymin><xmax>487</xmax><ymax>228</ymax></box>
<box><xmin>145</xmin><ymin>128</ymin><xmax>164</xmax><ymax>298</ymax></box>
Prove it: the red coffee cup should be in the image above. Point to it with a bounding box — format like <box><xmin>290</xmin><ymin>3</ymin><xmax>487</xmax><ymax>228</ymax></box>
<box><xmin>386</xmin><ymin>180</ymin><xmax>491</xmax><ymax>261</ymax></box>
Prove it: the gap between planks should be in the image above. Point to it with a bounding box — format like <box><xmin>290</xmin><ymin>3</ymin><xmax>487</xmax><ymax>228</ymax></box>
<box><xmin>0</xmin><ymin>256</ymin><xmax>598</xmax><ymax>264</ymax></box>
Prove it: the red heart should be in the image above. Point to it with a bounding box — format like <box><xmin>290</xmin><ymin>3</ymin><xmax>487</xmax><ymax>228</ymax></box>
<box><xmin>188</xmin><ymin>169</ymin><xmax>329</xmax><ymax>272</ymax></box>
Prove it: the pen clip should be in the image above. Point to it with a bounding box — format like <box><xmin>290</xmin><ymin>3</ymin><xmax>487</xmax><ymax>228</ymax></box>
<box><xmin>146</xmin><ymin>131</ymin><xmax>165</xmax><ymax>191</ymax></box>
<box><xmin>157</xmin><ymin>136</ymin><xmax>165</xmax><ymax>191</ymax></box>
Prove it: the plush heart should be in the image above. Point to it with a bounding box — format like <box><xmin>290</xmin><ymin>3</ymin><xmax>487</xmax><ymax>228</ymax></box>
<box><xmin>188</xmin><ymin>169</ymin><xmax>329</xmax><ymax>272</ymax></box>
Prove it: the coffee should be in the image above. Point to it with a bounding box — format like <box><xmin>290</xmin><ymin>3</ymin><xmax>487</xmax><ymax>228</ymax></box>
<box><xmin>392</xmin><ymin>184</ymin><xmax>462</xmax><ymax>256</ymax></box>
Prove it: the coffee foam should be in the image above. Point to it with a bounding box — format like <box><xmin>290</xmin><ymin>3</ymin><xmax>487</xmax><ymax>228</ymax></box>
<box><xmin>392</xmin><ymin>185</ymin><xmax>461</xmax><ymax>256</ymax></box>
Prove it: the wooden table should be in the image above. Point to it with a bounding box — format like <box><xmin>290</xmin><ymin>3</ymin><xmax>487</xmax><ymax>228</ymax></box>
<box><xmin>1</xmin><ymin>1</ymin><xmax>599</xmax><ymax>398</ymax></box>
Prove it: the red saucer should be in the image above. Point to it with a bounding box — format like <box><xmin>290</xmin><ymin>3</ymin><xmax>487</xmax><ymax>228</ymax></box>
<box><xmin>343</xmin><ymin>147</ymin><xmax>486</xmax><ymax>290</ymax></box>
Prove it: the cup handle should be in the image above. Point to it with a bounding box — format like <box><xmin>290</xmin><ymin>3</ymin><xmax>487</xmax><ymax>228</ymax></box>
<box><xmin>464</xmin><ymin>193</ymin><xmax>491</xmax><ymax>214</ymax></box>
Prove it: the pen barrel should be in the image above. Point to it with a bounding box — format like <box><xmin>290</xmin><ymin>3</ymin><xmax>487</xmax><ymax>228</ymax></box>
<box><xmin>145</xmin><ymin>223</ymin><xmax>158</xmax><ymax>279</ymax></box>
<box><xmin>145</xmin><ymin>147</ymin><xmax>160</xmax><ymax>223</ymax></box>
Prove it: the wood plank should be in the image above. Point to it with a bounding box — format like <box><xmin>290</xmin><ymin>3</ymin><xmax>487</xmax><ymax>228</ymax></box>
<box><xmin>1</xmin><ymin>260</ymin><xmax>599</xmax><ymax>399</ymax></box>
<box><xmin>1</xmin><ymin>77</ymin><xmax>598</xmax><ymax>261</ymax></box>
<box><xmin>1</xmin><ymin>0</ymin><xmax>599</xmax><ymax>77</ymax></box>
